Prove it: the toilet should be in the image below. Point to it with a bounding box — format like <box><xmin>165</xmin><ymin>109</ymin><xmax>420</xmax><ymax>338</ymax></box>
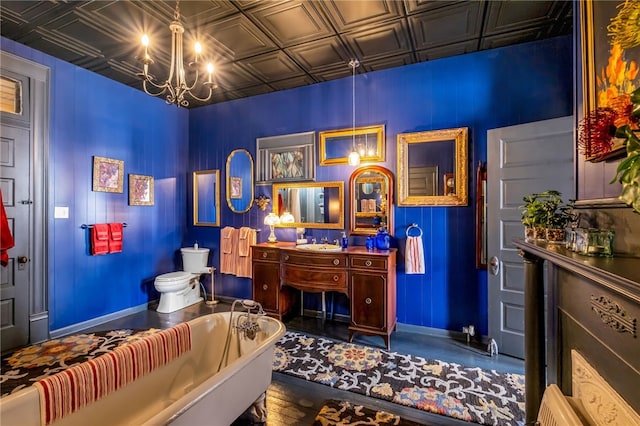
<box><xmin>154</xmin><ymin>247</ymin><xmax>211</xmax><ymax>313</ymax></box>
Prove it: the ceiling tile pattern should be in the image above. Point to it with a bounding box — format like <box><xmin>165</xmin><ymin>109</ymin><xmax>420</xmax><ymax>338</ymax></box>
<box><xmin>0</xmin><ymin>0</ymin><xmax>572</xmax><ymax>108</ymax></box>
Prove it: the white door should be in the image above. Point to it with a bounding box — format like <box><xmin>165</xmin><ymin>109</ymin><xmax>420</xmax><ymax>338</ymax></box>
<box><xmin>487</xmin><ymin>116</ymin><xmax>574</xmax><ymax>359</ymax></box>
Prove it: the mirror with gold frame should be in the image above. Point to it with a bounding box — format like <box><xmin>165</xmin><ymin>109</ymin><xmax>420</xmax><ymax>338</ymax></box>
<box><xmin>272</xmin><ymin>181</ymin><xmax>344</xmax><ymax>229</ymax></box>
<box><xmin>349</xmin><ymin>166</ymin><xmax>394</xmax><ymax>235</ymax></box>
<box><xmin>319</xmin><ymin>125</ymin><xmax>385</xmax><ymax>165</ymax></box>
<box><xmin>193</xmin><ymin>169</ymin><xmax>220</xmax><ymax>226</ymax></box>
<box><xmin>226</xmin><ymin>149</ymin><xmax>254</xmax><ymax>213</ymax></box>
<box><xmin>397</xmin><ymin>127</ymin><xmax>468</xmax><ymax>206</ymax></box>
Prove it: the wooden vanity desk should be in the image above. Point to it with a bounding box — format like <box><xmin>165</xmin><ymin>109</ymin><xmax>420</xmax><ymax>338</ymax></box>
<box><xmin>251</xmin><ymin>242</ymin><xmax>397</xmax><ymax>349</ymax></box>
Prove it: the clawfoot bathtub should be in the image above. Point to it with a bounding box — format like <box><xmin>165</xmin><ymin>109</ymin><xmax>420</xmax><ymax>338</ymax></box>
<box><xmin>0</xmin><ymin>309</ymin><xmax>285</xmax><ymax>426</ymax></box>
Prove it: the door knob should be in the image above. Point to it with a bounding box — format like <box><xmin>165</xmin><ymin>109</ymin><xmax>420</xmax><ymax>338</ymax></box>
<box><xmin>18</xmin><ymin>256</ymin><xmax>29</xmax><ymax>264</ymax></box>
<box><xmin>489</xmin><ymin>256</ymin><xmax>500</xmax><ymax>275</ymax></box>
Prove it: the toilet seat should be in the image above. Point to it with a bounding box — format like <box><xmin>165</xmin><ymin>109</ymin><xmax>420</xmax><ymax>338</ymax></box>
<box><xmin>155</xmin><ymin>271</ymin><xmax>192</xmax><ymax>292</ymax></box>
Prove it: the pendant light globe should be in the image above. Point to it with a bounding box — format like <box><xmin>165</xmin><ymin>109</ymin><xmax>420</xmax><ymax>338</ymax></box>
<box><xmin>348</xmin><ymin>59</ymin><xmax>361</xmax><ymax>166</ymax></box>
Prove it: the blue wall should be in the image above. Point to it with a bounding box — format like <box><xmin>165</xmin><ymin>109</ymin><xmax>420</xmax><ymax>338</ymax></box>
<box><xmin>188</xmin><ymin>36</ymin><xmax>572</xmax><ymax>335</ymax></box>
<box><xmin>1</xmin><ymin>37</ymin><xmax>189</xmax><ymax>331</ymax></box>
<box><xmin>1</xmin><ymin>34</ymin><xmax>571</xmax><ymax>336</ymax></box>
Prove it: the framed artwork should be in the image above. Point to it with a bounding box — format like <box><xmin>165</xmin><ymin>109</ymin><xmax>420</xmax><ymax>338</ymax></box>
<box><xmin>256</xmin><ymin>131</ymin><xmax>315</xmax><ymax>183</ymax></box>
<box><xmin>581</xmin><ymin>0</ymin><xmax>640</xmax><ymax>161</ymax></box>
<box><xmin>128</xmin><ymin>174</ymin><xmax>154</xmax><ymax>206</ymax></box>
<box><xmin>229</xmin><ymin>176</ymin><xmax>242</xmax><ymax>199</ymax></box>
<box><xmin>319</xmin><ymin>124</ymin><xmax>385</xmax><ymax>165</ymax></box>
<box><xmin>92</xmin><ymin>156</ymin><xmax>124</xmax><ymax>193</ymax></box>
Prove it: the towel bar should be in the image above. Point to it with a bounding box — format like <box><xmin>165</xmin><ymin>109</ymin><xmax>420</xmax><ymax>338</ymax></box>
<box><xmin>81</xmin><ymin>223</ymin><xmax>128</xmax><ymax>229</ymax></box>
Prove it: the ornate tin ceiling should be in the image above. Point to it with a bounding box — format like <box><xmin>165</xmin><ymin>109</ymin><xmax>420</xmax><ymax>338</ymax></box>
<box><xmin>0</xmin><ymin>1</ymin><xmax>572</xmax><ymax>108</ymax></box>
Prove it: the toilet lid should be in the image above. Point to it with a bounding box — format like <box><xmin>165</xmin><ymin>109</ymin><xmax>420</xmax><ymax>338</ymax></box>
<box><xmin>156</xmin><ymin>271</ymin><xmax>191</xmax><ymax>283</ymax></box>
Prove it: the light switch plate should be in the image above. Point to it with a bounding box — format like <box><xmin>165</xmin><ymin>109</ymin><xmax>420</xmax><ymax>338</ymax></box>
<box><xmin>54</xmin><ymin>206</ymin><xmax>69</xmax><ymax>219</ymax></box>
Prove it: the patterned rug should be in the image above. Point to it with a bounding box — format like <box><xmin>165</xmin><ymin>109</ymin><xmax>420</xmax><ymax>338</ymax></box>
<box><xmin>314</xmin><ymin>399</ymin><xmax>424</xmax><ymax>426</ymax></box>
<box><xmin>273</xmin><ymin>331</ymin><xmax>525</xmax><ymax>426</ymax></box>
<box><xmin>0</xmin><ymin>329</ymin><xmax>160</xmax><ymax>398</ymax></box>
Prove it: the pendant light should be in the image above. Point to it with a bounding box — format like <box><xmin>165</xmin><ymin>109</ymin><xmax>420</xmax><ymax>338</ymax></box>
<box><xmin>348</xmin><ymin>59</ymin><xmax>361</xmax><ymax>166</ymax></box>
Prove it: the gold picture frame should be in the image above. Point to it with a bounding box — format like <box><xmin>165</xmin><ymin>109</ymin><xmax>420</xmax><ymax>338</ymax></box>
<box><xmin>128</xmin><ymin>174</ymin><xmax>154</xmax><ymax>206</ymax></box>
<box><xmin>92</xmin><ymin>156</ymin><xmax>124</xmax><ymax>193</ymax></box>
<box><xmin>580</xmin><ymin>0</ymin><xmax>639</xmax><ymax>161</ymax></box>
<box><xmin>319</xmin><ymin>124</ymin><xmax>385</xmax><ymax>166</ymax></box>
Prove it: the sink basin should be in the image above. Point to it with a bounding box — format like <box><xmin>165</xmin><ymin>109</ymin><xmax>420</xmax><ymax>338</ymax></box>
<box><xmin>296</xmin><ymin>243</ymin><xmax>343</xmax><ymax>252</ymax></box>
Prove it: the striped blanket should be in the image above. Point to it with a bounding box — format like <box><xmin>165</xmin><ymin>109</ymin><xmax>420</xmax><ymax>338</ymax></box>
<box><xmin>34</xmin><ymin>323</ymin><xmax>191</xmax><ymax>425</ymax></box>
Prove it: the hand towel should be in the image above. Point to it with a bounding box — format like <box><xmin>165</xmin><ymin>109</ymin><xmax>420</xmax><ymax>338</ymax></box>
<box><xmin>405</xmin><ymin>235</ymin><xmax>425</xmax><ymax>274</ymax></box>
<box><xmin>0</xmin><ymin>190</ymin><xmax>14</xmax><ymax>266</ymax></box>
<box><xmin>220</xmin><ymin>226</ymin><xmax>238</xmax><ymax>275</ymax></box>
<box><xmin>236</xmin><ymin>227</ymin><xmax>257</xmax><ymax>278</ymax></box>
<box><xmin>91</xmin><ymin>224</ymin><xmax>110</xmax><ymax>255</ymax></box>
<box><xmin>108</xmin><ymin>223</ymin><xmax>123</xmax><ymax>253</ymax></box>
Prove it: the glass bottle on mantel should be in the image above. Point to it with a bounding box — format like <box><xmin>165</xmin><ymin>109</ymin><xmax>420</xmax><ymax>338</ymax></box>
<box><xmin>375</xmin><ymin>225</ymin><xmax>390</xmax><ymax>250</ymax></box>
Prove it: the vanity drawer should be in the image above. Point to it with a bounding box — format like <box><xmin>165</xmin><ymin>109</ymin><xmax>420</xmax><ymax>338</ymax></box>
<box><xmin>252</xmin><ymin>247</ymin><xmax>280</xmax><ymax>262</ymax></box>
<box><xmin>282</xmin><ymin>251</ymin><xmax>347</xmax><ymax>268</ymax></box>
<box><xmin>350</xmin><ymin>255</ymin><xmax>388</xmax><ymax>270</ymax></box>
<box><xmin>283</xmin><ymin>265</ymin><xmax>347</xmax><ymax>291</ymax></box>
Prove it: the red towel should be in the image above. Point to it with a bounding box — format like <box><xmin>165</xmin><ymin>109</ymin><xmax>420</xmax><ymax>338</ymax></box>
<box><xmin>91</xmin><ymin>224</ymin><xmax>109</xmax><ymax>255</ymax></box>
<box><xmin>108</xmin><ymin>223</ymin><xmax>123</xmax><ymax>253</ymax></box>
<box><xmin>0</xmin><ymin>190</ymin><xmax>15</xmax><ymax>266</ymax></box>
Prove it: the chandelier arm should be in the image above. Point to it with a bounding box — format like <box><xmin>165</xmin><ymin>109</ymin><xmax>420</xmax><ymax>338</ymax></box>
<box><xmin>142</xmin><ymin>79</ymin><xmax>169</xmax><ymax>97</ymax></box>
<box><xmin>185</xmin><ymin>86</ymin><xmax>213</xmax><ymax>103</ymax></box>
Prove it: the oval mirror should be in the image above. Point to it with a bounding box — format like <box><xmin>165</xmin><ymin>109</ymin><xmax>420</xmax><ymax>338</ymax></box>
<box><xmin>193</xmin><ymin>170</ymin><xmax>220</xmax><ymax>226</ymax></box>
<box><xmin>272</xmin><ymin>181</ymin><xmax>344</xmax><ymax>229</ymax></box>
<box><xmin>397</xmin><ymin>127</ymin><xmax>468</xmax><ymax>206</ymax></box>
<box><xmin>349</xmin><ymin>166</ymin><xmax>394</xmax><ymax>235</ymax></box>
<box><xmin>226</xmin><ymin>149</ymin><xmax>254</xmax><ymax>213</ymax></box>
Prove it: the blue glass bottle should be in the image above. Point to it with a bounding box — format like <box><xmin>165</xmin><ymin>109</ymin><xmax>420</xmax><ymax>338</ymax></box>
<box><xmin>365</xmin><ymin>236</ymin><xmax>375</xmax><ymax>251</ymax></box>
<box><xmin>341</xmin><ymin>232</ymin><xmax>348</xmax><ymax>249</ymax></box>
<box><xmin>375</xmin><ymin>227</ymin><xmax>390</xmax><ymax>250</ymax></box>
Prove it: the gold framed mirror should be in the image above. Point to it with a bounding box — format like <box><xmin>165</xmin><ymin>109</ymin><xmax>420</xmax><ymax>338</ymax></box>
<box><xmin>319</xmin><ymin>125</ymin><xmax>385</xmax><ymax>165</ymax></box>
<box><xmin>272</xmin><ymin>181</ymin><xmax>344</xmax><ymax>229</ymax></box>
<box><xmin>397</xmin><ymin>127</ymin><xmax>468</xmax><ymax>206</ymax></box>
<box><xmin>349</xmin><ymin>166</ymin><xmax>394</xmax><ymax>235</ymax></box>
<box><xmin>193</xmin><ymin>170</ymin><xmax>220</xmax><ymax>226</ymax></box>
<box><xmin>226</xmin><ymin>149</ymin><xmax>254</xmax><ymax>213</ymax></box>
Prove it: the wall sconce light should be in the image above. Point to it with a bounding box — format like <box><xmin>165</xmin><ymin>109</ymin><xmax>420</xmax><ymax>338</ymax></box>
<box><xmin>279</xmin><ymin>211</ymin><xmax>295</xmax><ymax>225</ymax></box>
<box><xmin>255</xmin><ymin>195</ymin><xmax>271</xmax><ymax>211</ymax></box>
<box><xmin>263</xmin><ymin>212</ymin><xmax>280</xmax><ymax>243</ymax></box>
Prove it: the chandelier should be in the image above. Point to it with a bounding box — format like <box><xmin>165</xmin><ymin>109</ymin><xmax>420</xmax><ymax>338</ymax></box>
<box><xmin>138</xmin><ymin>2</ymin><xmax>216</xmax><ymax>107</ymax></box>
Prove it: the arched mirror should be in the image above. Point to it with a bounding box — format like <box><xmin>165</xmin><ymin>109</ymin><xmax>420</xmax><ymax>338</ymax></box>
<box><xmin>397</xmin><ymin>127</ymin><xmax>468</xmax><ymax>206</ymax></box>
<box><xmin>272</xmin><ymin>181</ymin><xmax>344</xmax><ymax>229</ymax></box>
<box><xmin>193</xmin><ymin>170</ymin><xmax>220</xmax><ymax>226</ymax></box>
<box><xmin>349</xmin><ymin>166</ymin><xmax>394</xmax><ymax>235</ymax></box>
<box><xmin>226</xmin><ymin>149</ymin><xmax>254</xmax><ymax>213</ymax></box>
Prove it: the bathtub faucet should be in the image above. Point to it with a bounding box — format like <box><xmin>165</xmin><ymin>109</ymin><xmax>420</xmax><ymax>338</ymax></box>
<box><xmin>231</xmin><ymin>299</ymin><xmax>265</xmax><ymax>340</ymax></box>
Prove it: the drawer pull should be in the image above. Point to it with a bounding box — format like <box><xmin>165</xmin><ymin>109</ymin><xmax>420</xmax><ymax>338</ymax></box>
<box><xmin>365</xmin><ymin>297</ymin><xmax>372</xmax><ymax>305</ymax></box>
<box><xmin>333</xmin><ymin>259</ymin><xmax>340</xmax><ymax>266</ymax></box>
<box><xmin>284</xmin><ymin>255</ymin><xmax>289</xmax><ymax>261</ymax></box>
<box><xmin>365</xmin><ymin>260</ymin><xmax>372</xmax><ymax>267</ymax></box>
<box><xmin>262</xmin><ymin>252</ymin><xmax>268</xmax><ymax>258</ymax></box>
<box><xmin>333</xmin><ymin>275</ymin><xmax>339</xmax><ymax>282</ymax></box>
<box><xmin>262</xmin><ymin>284</ymin><xmax>268</xmax><ymax>291</ymax></box>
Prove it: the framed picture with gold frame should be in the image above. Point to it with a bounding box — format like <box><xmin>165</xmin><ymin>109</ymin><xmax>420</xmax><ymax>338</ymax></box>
<box><xmin>319</xmin><ymin>124</ymin><xmax>385</xmax><ymax>166</ymax></box>
<box><xmin>128</xmin><ymin>174</ymin><xmax>154</xmax><ymax>206</ymax></box>
<box><xmin>580</xmin><ymin>0</ymin><xmax>639</xmax><ymax>161</ymax></box>
<box><xmin>92</xmin><ymin>156</ymin><xmax>124</xmax><ymax>193</ymax></box>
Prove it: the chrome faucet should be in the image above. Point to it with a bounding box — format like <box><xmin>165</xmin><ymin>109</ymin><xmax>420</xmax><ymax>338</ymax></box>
<box><xmin>321</xmin><ymin>236</ymin><xmax>328</xmax><ymax>244</ymax></box>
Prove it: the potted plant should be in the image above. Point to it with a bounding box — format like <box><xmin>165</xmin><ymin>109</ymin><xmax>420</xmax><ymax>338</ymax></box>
<box><xmin>610</xmin><ymin>87</ymin><xmax>640</xmax><ymax>214</ymax></box>
<box><xmin>521</xmin><ymin>193</ymin><xmax>547</xmax><ymax>241</ymax></box>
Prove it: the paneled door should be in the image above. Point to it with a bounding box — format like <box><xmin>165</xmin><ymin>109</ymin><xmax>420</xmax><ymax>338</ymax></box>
<box><xmin>487</xmin><ymin>116</ymin><xmax>574</xmax><ymax>359</ymax></box>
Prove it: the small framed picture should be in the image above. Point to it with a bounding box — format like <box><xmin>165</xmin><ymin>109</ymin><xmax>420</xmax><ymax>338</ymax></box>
<box><xmin>93</xmin><ymin>156</ymin><xmax>124</xmax><ymax>193</ymax></box>
<box><xmin>229</xmin><ymin>176</ymin><xmax>242</xmax><ymax>199</ymax></box>
<box><xmin>129</xmin><ymin>174</ymin><xmax>154</xmax><ymax>206</ymax></box>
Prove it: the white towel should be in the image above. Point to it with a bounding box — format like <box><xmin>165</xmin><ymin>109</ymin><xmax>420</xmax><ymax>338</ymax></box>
<box><xmin>405</xmin><ymin>236</ymin><xmax>425</xmax><ymax>274</ymax></box>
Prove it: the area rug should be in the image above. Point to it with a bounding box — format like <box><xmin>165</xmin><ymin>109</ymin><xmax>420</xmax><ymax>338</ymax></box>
<box><xmin>314</xmin><ymin>399</ymin><xmax>424</xmax><ymax>426</ymax></box>
<box><xmin>273</xmin><ymin>331</ymin><xmax>525</xmax><ymax>426</ymax></box>
<box><xmin>0</xmin><ymin>329</ymin><xmax>160</xmax><ymax>398</ymax></box>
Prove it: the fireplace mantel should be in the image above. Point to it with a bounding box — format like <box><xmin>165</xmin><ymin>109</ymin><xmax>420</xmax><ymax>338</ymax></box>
<box><xmin>514</xmin><ymin>240</ymin><xmax>639</xmax><ymax>424</ymax></box>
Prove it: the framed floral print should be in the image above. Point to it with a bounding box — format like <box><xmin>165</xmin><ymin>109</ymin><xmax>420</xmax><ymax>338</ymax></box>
<box><xmin>256</xmin><ymin>131</ymin><xmax>315</xmax><ymax>183</ymax></box>
<box><xmin>128</xmin><ymin>174</ymin><xmax>154</xmax><ymax>206</ymax></box>
<box><xmin>92</xmin><ymin>156</ymin><xmax>124</xmax><ymax>193</ymax></box>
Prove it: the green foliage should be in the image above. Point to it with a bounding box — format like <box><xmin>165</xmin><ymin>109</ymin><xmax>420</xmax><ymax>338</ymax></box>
<box><xmin>521</xmin><ymin>190</ymin><xmax>573</xmax><ymax>229</ymax></box>
<box><xmin>610</xmin><ymin>87</ymin><xmax>640</xmax><ymax>214</ymax></box>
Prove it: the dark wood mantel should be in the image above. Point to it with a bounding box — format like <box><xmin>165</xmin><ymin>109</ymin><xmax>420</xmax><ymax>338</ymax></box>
<box><xmin>514</xmin><ymin>239</ymin><xmax>640</xmax><ymax>424</ymax></box>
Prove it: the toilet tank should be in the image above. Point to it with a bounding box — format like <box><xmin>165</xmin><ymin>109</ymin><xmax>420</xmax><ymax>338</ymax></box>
<box><xmin>181</xmin><ymin>247</ymin><xmax>210</xmax><ymax>273</ymax></box>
